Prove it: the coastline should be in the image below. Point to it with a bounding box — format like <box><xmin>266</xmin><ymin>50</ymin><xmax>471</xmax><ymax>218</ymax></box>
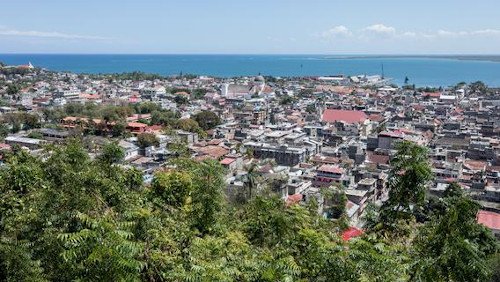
<box><xmin>2</xmin><ymin>54</ymin><xmax>500</xmax><ymax>87</ymax></box>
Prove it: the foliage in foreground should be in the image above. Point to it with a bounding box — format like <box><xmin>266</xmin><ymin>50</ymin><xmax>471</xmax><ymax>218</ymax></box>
<box><xmin>0</xmin><ymin>140</ymin><xmax>497</xmax><ymax>281</ymax></box>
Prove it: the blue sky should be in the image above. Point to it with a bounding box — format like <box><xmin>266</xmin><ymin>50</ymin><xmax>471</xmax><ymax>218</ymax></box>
<box><xmin>1</xmin><ymin>0</ymin><xmax>500</xmax><ymax>54</ymax></box>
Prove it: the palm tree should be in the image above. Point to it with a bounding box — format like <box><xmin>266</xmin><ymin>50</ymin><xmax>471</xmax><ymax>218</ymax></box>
<box><xmin>244</xmin><ymin>163</ymin><xmax>258</xmax><ymax>200</ymax></box>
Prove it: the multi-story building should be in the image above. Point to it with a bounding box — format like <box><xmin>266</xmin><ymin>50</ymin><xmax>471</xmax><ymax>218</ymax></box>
<box><xmin>244</xmin><ymin>142</ymin><xmax>307</xmax><ymax>167</ymax></box>
<box><xmin>313</xmin><ymin>164</ymin><xmax>347</xmax><ymax>187</ymax></box>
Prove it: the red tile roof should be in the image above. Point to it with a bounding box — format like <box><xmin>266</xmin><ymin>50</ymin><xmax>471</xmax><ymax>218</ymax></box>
<box><xmin>129</xmin><ymin>96</ymin><xmax>140</xmax><ymax>103</ymax></box>
<box><xmin>368</xmin><ymin>114</ymin><xmax>384</xmax><ymax>122</ymax></box>
<box><xmin>488</xmin><ymin>166</ymin><xmax>500</xmax><ymax>173</ymax></box>
<box><xmin>311</xmin><ymin>155</ymin><xmax>341</xmax><ymax>165</ymax></box>
<box><xmin>477</xmin><ymin>210</ymin><xmax>500</xmax><ymax>230</ymax></box>
<box><xmin>0</xmin><ymin>143</ymin><xmax>12</xmax><ymax>150</ymax></box>
<box><xmin>342</xmin><ymin>227</ymin><xmax>363</xmax><ymax>241</ymax></box>
<box><xmin>127</xmin><ymin>122</ymin><xmax>148</xmax><ymax>128</ymax></box>
<box><xmin>220</xmin><ymin>157</ymin><xmax>236</xmax><ymax>165</ymax></box>
<box><xmin>322</xmin><ymin>109</ymin><xmax>367</xmax><ymax>124</ymax></box>
<box><xmin>424</xmin><ymin>92</ymin><xmax>441</xmax><ymax>98</ymax></box>
<box><xmin>299</xmin><ymin>163</ymin><xmax>314</xmax><ymax>169</ymax></box>
<box><xmin>208</xmin><ymin>139</ymin><xmax>223</xmax><ymax>145</ymax></box>
<box><xmin>80</xmin><ymin>93</ymin><xmax>101</xmax><ymax>100</ymax></box>
<box><xmin>318</xmin><ymin>164</ymin><xmax>344</xmax><ymax>174</ymax></box>
<box><xmin>412</xmin><ymin>104</ymin><xmax>425</xmax><ymax>111</ymax></box>
<box><xmin>196</xmin><ymin>145</ymin><xmax>229</xmax><ymax>159</ymax></box>
<box><xmin>346</xmin><ymin>200</ymin><xmax>355</xmax><ymax>210</ymax></box>
<box><xmin>146</xmin><ymin>125</ymin><xmax>163</xmax><ymax>133</ymax></box>
<box><xmin>464</xmin><ymin>160</ymin><xmax>487</xmax><ymax>171</ymax></box>
<box><xmin>286</xmin><ymin>193</ymin><xmax>303</xmax><ymax>206</ymax></box>
<box><xmin>367</xmin><ymin>152</ymin><xmax>390</xmax><ymax>165</ymax></box>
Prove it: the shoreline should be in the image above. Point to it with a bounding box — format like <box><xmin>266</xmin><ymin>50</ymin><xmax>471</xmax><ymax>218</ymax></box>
<box><xmin>2</xmin><ymin>54</ymin><xmax>500</xmax><ymax>87</ymax></box>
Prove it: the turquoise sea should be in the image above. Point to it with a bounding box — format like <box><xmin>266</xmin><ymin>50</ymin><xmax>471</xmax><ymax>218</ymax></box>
<box><xmin>1</xmin><ymin>54</ymin><xmax>500</xmax><ymax>87</ymax></box>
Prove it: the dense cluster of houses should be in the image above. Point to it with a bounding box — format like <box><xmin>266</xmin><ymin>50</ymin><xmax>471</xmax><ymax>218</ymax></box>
<box><xmin>1</xmin><ymin>64</ymin><xmax>499</xmax><ymax>234</ymax></box>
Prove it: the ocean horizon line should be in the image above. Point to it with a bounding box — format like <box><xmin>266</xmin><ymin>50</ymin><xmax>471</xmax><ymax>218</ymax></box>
<box><xmin>2</xmin><ymin>53</ymin><xmax>500</xmax><ymax>56</ymax></box>
<box><xmin>2</xmin><ymin>53</ymin><xmax>500</xmax><ymax>87</ymax></box>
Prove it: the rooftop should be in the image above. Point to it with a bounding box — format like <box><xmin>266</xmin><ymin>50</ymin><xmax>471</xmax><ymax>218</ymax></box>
<box><xmin>477</xmin><ymin>210</ymin><xmax>500</xmax><ymax>230</ymax></box>
<box><xmin>317</xmin><ymin>164</ymin><xmax>344</xmax><ymax>174</ymax></box>
<box><xmin>342</xmin><ymin>227</ymin><xmax>363</xmax><ymax>241</ymax></box>
<box><xmin>321</xmin><ymin>109</ymin><xmax>368</xmax><ymax>124</ymax></box>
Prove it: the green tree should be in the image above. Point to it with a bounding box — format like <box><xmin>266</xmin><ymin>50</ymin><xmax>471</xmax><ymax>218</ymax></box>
<box><xmin>174</xmin><ymin>118</ymin><xmax>202</xmax><ymax>134</ymax></box>
<box><xmin>6</xmin><ymin>84</ymin><xmax>20</xmax><ymax>95</ymax></box>
<box><xmin>134</xmin><ymin>101</ymin><xmax>161</xmax><ymax>114</ymax></box>
<box><xmin>150</xmin><ymin>110</ymin><xmax>179</xmax><ymax>126</ymax></box>
<box><xmin>173</xmin><ymin>159</ymin><xmax>225</xmax><ymax>235</ymax></box>
<box><xmin>191</xmin><ymin>88</ymin><xmax>208</xmax><ymax>99</ymax></box>
<box><xmin>470</xmin><ymin>81</ymin><xmax>488</xmax><ymax>95</ymax></box>
<box><xmin>174</xmin><ymin>95</ymin><xmax>189</xmax><ymax>105</ymax></box>
<box><xmin>179</xmin><ymin>231</ymin><xmax>261</xmax><ymax>281</ymax></box>
<box><xmin>151</xmin><ymin>171</ymin><xmax>194</xmax><ymax>208</ymax></box>
<box><xmin>411</xmin><ymin>194</ymin><xmax>498</xmax><ymax>281</ymax></box>
<box><xmin>192</xmin><ymin>110</ymin><xmax>221</xmax><ymax>130</ymax></box>
<box><xmin>111</xmin><ymin>121</ymin><xmax>127</xmax><ymax>137</ymax></box>
<box><xmin>306</xmin><ymin>103</ymin><xmax>316</xmax><ymax>114</ymax></box>
<box><xmin>98</xmin><ymin>142</ymin><xmax>125</xmax><ymax>165</ymax></box>
<box><xmin>242</xmin><ymin>163</ymin><xmax>259</xmax><ymax>203</ymax></box>
<box><xmin>349</xmin><ymin>237</ymin><xmax>410</xmax><ymax>281</ymax></box>
<box><xmin>11</xmin><ymin>121</ymin><xmax>21</xmax><ymax>134</ymax></box>
<box><xmin>0</xmin><ymin>239</ymin><xmax>46</xmax><ymax>282</ymax></box>
<box><xmin>64</xmin><ymin>102</ymin><xmax>85</xmax><ymax>116</ymax></box>
<box><xmin>380</xmin><ymin>141</ymin><xmax>433</xmax><ymax>229</ymax></box>
<box><xmin>0</xmin><ymin>124</ymin><xmax>9</xmax><ymax>139</ymax></box>
<box><xmin>167</xmin><ymin>141</ymin><xmax>190</xmax><ymax>158</ymax></box>
<box><xmin>443</xmin><ymin>181</ymin><xmax>463</xmax><ymax>198</ymax></box>
<box><xmin>268</xmin><ymin>174</ymin><xmax>288</xmax><ymax>196</ymax></box>
<box><xmin>22</xmin><ymin>113</ymin><xmax>41</xmax><ymax>130</ymax></box>
<box><xmin>2</xmin><ymin>138</ymin><xmax>481</xmax><ymax>281</ymax></box>
<box><xmin>137</xmin><ymin>133</ymin><xmax>159</xmax><ymax>148</ymax></box>
<box><xmin>280</xmin><ymin>95</ymin><xmax>294</xmax><ymax>105</ymax></box>
<box><xmin>57</xmin><ymin>212</ymin><xmax>144</xmax><ymax>281</ymax></box>
<box><xmin>0</xmin><ymin>150</ymin><xmax>51</xmax><ymax>281</ymax></box>
<box><xmin>489</xmin><ymin>253</ymin><xmax>500</xmax><ymax>282</ymax></box>
<box><xmin>322</xmin><ymin>185</ymin><xmax>348</xmax><ymax>221</ymax></box>
<box><xmin>298</xmin><ymin>89</ymin><xmax>314</xmax><ymax>98</ymax></box>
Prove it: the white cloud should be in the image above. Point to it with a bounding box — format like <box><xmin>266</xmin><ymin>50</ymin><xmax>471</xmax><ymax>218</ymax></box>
<box><xmin>321</xmin><ymin>25</ymin><xmax>352</xmax><ymax>38</ymax></box>
<box><xmin>472</xmin><ymin>29</ymin><xmax>500</xmax><ymax>35</ymax></box>
<box><xmin>437</xmin><ymin>29</ymin><xmax>500</xmax><ymax>37</ymax></box>
<box><xmin>0</xmin><ymin>26</ymin><xmax>112</xmax><ymax>40</ymax></box>
<box><xmin>401</xmin><ymin>31</ymin><xmax>417</xmax><ymax>38</ymax></box>
<box><xmin>364</xmin><ymin>24</ymin><xmax>396</xmax><ymax>35</ymax></box>
<box><xmin>319</xmin><ymin>24</ymin><xmax>500</xmax><ymax>42</ymax></box>
<box><xmin>437</xmin><ymin>30</ymin><xmax>468</xmax><ymax>37</ymax></box>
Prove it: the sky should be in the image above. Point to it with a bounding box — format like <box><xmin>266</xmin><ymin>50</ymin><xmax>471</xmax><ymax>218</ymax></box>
<box><xmin>1</xmin><ymin>0</ymin><xmax>500</xmax><ymax>54</ymax></box>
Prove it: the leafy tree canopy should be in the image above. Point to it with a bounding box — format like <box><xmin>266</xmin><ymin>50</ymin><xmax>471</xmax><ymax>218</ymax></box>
<box><xmin>192</xmin><ymin>110</ymin><xmax>221</xmax><ymax>130</ymax></box>
<box><xmin>137</xmin><ymin>133</ymin><xmax>159</xmax><ymax>148</ymax></box>
<box><xmin>0</xmin><ymin>141</ymin><xmax>497</xmax><ymax>281</ymax></box>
